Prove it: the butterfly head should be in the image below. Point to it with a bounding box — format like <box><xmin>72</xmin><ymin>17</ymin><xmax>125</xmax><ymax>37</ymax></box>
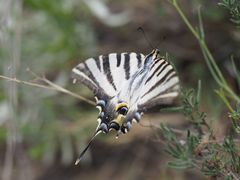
<box><xmin>115</xmin><ymin>102</ymin><xmax>129</xmax><ymax>115</ymax></box>
<box><xmin>144</xmin><ymin>49</ymin><xmax>160</xmax><ymax>64</ymax></box>
<box><xmin>151</xmin><ymin>49</ymin><xmax>160</xmax><ymax>60</ymax></box>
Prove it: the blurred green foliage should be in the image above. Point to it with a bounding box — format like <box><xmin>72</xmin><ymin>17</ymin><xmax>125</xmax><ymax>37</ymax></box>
<box><xmin>160</xmin><ymin>86</ymin><xmax>240</xmax><ymax>179</ymax></box>
<box><xmin>0</xmin><ymin>0</ymin><xmax>99</xmax><ymax>166</ymax></box>
<box><xmin>219</xmin><ymin>0</ymin><xmax>240</xmax><ymax>26</ymax></box>
<box><xmin>22</xmin><ymin>0</ymin><xmax>97</xmax><ymax>72</ymax></box>
<box><xmin>159</xmin><ymin>0</ymin><xmax>240</xmax><ymax>179</ymax></box>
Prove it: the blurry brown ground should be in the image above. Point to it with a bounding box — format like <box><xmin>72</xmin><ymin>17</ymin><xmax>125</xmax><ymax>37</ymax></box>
<box><xmin>0</xmin><ymin>0</ymin><xmax>239</xmax><ymax>180</ymax></box>
<box><xmin>36</xmin><ymin>113</ymin><xmax>205</xmax><ymax>180</ymax></box>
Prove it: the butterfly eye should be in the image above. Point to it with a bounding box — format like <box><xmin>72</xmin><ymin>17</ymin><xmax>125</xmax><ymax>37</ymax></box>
<box><xmin>115</xmin><ymin>102</ymin><xmax>129</xmax><ymax>115</ymax></box>
<box><xmin>117</xmin><ymin>106</ymin><xmax>128</xmax><ymax>115</ymax></box>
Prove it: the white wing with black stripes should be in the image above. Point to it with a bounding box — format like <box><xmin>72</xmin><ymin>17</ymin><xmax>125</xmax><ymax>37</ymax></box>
<box><xmin>72</xmin><ymin>52</ymin><xmax>145</xmax><ymax>98</ymax></box>
<box><xmin>72</xmin><ymin>49</ymin><xmax>180</xmax><ymax>113</ymax></box>
<box><xmin>72</xmin><ymin>49</ymin><xmax>180</xmax><ymax>164</ymax></box>
<box><xmin>137</xmin><ymin>57</ymin><xmax>179</xmax><ymax>110</ymax></box>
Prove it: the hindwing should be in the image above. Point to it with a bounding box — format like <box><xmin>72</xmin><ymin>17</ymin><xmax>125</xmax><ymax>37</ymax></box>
<box><xmin>137</xmin><ymin>58</ymin><xmax>180</xmax><ymax>110</ymax></box>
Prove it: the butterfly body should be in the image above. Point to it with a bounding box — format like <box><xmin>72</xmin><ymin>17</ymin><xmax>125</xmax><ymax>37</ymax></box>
<box><xmin>72</xmin><ymin>49</ymin><xmax>180</xmax><ymax>164</ymax></box>
<box><xmin>72</xmin><ymin>49</ymin><xmax>179</xmax><ymax>134</ymax></box>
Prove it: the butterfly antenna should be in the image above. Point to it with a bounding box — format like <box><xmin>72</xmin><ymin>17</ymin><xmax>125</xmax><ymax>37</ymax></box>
<box><xmin>137</xmin><ymin>27</ymin><xmax>155</xmax><ymax>49</ymax></box>
<box><xmin>75</xmin><ymin>130</ymin><xmax>102</xmax><ymax>165</ymax></box>
<box><xmin>155</xmin><ymin>35</ymin><xmax>166</xmax><ymax>49</ymax></box>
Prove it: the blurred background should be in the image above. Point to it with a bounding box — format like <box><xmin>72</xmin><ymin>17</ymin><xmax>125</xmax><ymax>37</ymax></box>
<box><xmin>0</xmin><ymin>0</ymin><xmax>239</xmax><ymax>179</ymax></box>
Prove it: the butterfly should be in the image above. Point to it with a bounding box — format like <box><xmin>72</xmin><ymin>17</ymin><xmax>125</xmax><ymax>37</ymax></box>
<box><xmin>72</xmin><ymin>49</ymin><xmax>180</xmax><ymax>164</ymax></box>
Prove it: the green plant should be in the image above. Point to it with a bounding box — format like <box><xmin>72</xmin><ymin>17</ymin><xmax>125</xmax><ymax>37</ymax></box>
<box><xmin>167</xmin><ymin>0</ymin><xmax>240</xmax><ymax>130</ymax></box>
<box><xmin>219</xmin><ymin>0</ymin><xmax>240</xmax><ymax>26</ymax></box>
<box><xmin>0</xmin><ymin>1</ymin><xmax>98</xmax><ymax>179</ymax></box>
<box><xmin>159</xmin><ymin>86</ymin><xmax>240</xmax><ymax>179</ymax></box>
<box><xmin>156</xmin><ymin>0</ymin><xmax>240</xmax><ymax>179</ymax></box>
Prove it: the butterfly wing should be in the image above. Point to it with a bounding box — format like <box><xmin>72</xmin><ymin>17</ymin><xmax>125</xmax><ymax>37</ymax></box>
<box><xmin>72</xmin><ymin>52</ymin><xmax>145</xmax><ymax>98</ymax></box>
<box><xmin>137</xmin><ymin>58</ymin><xmax>180</xmax><ymax>110</ymax></box>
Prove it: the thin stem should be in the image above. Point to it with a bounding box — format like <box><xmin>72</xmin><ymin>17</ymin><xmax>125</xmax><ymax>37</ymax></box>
<box><xmin>43</xmin><ymin>77</ymin><xmax>95</xmax><ymax>106</ymax></box>
<box><xmin>200</xmin><ymin>43</ymin><xmax>223</xmax><ymax>86</ymax></box>
<box><xmin>172</xmin><ymin>0</ymin><xmax>199</xmax><ymax>40</ymax></box>
<box><xmin>173</xmin><ymin>1</ymin><xmax>227</xmax><ymax>85</ymax></box>
<box><xmin>201</xmin><ymin>44</ymin><xmax>239</xmax><ymax>101</ymax></box>
<box><xmin>200</xmin><ymin>40</ymin><xmax>227</xmax><ymax>85</ymax></box>
<box><xmin>0</xmin><ymin>75</ymin><xmax>95</xmax><ymax>106</ymax></box>
<box><xmin>27</xmin><ymin>69</ymin><xmax>96</xmax><ymax>106</ymax></box>
<box><xmin>215</xmin><ymin>89</ymin><xmax>234</xmax><ymax>112</ymax></box>
<box><xmin>0</xmin><ymin>75</ymin><xmax>56</xmax><ymax>90</ymax></box>
<box><xmin>2</xmin><ymin>1</ymin><xmax>22</xmax><ymax>179</ymax></box>
<box><xmin>223</xmin><ymin>85</ymin><xmax>240</xmax><ymax>103</ymax></box>
<box><xmin>169</xmin><ymin>0</ymin><xmax>240</xmax><ymax>103</ymax></box>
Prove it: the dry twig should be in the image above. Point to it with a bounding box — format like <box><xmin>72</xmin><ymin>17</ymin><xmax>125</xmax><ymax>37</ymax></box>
<box><xmin>0</xmin><ymin>71</ymin><xmax>95</xmax><ymax>106</ymax></box>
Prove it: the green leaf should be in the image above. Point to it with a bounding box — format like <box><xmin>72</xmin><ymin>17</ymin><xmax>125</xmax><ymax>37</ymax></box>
<box><xmin>231</xmin><ymin>56</ymin><xmax>240</xmax><ymax>88</ymax></box>
<box><xmin>167</xmin><ymin>160</ymin><xmax>193</xmax><ymax>169</ymax></box>
<box><xmin>160</xmin><ymin>106</ymin><xmax>184</xmax><ymax>113</ymax></box>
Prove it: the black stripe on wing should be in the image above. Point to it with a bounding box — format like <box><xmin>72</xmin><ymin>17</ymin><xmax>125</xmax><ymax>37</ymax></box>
<box><xmin>136</xmin><ymin>54</ymin><xmax>142</xmax><ymax>68</ymax></box>
<box><xmin>142</xmin><ymin>68</ymin><xmax>176</xmax><ymax>98</ymax></box>
<box><xmin>138</xmin><ymin>58</ymin><xmax>180</xmax><ymax>110</ymax></box>
<box><xmin>95</xmin><ymin>57</ymin><xmax>101</xmax><ymax>72</ymax></box>
<box><xmin>138</xmin><ymin>84</ymin><xmax>179</xmax><ymax>111</ymax></box>
<box><xmin>102</xmin><ymin>55</ymin><xmax>117</xmax><ymax>91</ymax></box>
<box><xmin>116</xmin><ymin>54</ymin><xmax>121</xmax><ymax>67</ymax></box>
<box><xmin>72</xmin><ymin>52</ymin><xmax>146</xmax><ymax>98</ymax></box>
<box><xmin>71</xmin><ymin>62</ymin><xmax>100</xmax><ymax>95</ymax></box>
<box><xmin>145</xmin><ymin>60</ymin><xmax>169</xmax><ymax>84</ymax></box>
<box><xmin>124</xmin><ymin>53</ymin><xmax>130</xmax><ymax>80</ymax></box>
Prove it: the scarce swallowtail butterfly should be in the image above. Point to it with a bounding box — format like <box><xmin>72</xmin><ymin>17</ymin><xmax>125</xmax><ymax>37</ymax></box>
<box><xmin>72</xmin><ymin>49</ymin><xmax>180</xmax><ymax>164</ymax></box>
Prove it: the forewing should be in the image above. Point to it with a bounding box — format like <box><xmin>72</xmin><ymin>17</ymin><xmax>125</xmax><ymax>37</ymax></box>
<box><xmin>138</xmin><ymin>58</ymin><xmax>180</xmax><ymax>110</ymax></box>
<box><xmin>72</xmin><ymin>52</ymin><xmax>145</xmax><ymax>98</ymax></box>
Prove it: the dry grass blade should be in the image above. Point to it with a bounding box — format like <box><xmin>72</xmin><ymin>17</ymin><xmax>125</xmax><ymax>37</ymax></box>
<box><xmin>0</xmin><ymin>71</ymin><xmax>95</xmax><ymax>106</ymax></box>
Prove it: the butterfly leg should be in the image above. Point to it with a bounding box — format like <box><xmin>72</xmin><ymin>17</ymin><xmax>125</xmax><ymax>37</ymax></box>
<box><xmin>120</xmin><ymin>111</ymin><xmax>142</xmax><ymax>134</ymax></box>
<box><xmin>95</xmin><ymin>113</ymin><xmax>109</xmax><ymax>134</ymax></box>
<box><xmin>120</xmin><ymin>121</ymin><xmax>132</xmax><ymax>134</ymax></box>
<box><xmin>95</xmin><ymin>99</ymin><xmax>109</xmax><ymax>133</ymax></box>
